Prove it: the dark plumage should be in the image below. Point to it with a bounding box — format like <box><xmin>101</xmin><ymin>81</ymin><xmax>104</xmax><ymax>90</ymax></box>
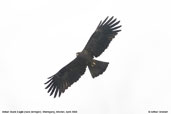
<box><xmin>45</xmin><ymin>16</ymin><xmax>121</xmax><ymax>97</ymax></box>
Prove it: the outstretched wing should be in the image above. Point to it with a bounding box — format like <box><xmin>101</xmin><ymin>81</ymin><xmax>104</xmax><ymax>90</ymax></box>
<box><xmin>84</xmin><ymin>16</ymin><xmax>121</xmax><ymax>57</ymax></box>
<box><xmin>45</xmin><ymin>57</ymin><xmax>87</xmax><ymax>98</ymax></box>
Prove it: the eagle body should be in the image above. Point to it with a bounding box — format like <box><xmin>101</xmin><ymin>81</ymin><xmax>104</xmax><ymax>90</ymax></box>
<box><xmin>45</xmin><ymin>16</ymin><xmax>121</xmax><ymax>97</ymax></box>
<box><xmin>77</xmin><ymin>50</ymin><xmax>93</xmax><ymax>63</ymax></box>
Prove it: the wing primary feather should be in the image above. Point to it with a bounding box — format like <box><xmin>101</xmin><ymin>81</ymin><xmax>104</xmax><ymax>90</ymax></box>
<box><xmin>108</xmin><ymin>18</ymin><xmax>117</xmax><ymax>26</ymax></box>
<box><xmin>59</xmin><ymin>90</ymin><xmax>62</xmax><ymax>97</ymax></box>
<box><xmin>112</xmin><ymin>30</ymin><xmax>121</xmax><ymax>33</ymax></box>
<box><xmin>97</xmin><ymin>20</ymin><xmax>102</xmax><ymax>27</ymax></box>
<box><xmin>54</xmin><ymin>87</ymin><xmax>58</xmax><ymax>98</ymax></box>
<box><xmin>111</xmin><ymin>25</ymin><xmax>122</xmax><ymax>30</ymax></box>
<box><xmin>48</xmin><ymin>83</ymin><xmax>55</xmax><ymax>93</ymax></box>
<box><xmin>105</xmin><ymin>16</ymin><xmax>114</xmax><ymax>25</ymax></box>
<box><xmin>110</xmin><ymin>21</ymin><xmax>120</xmax><ymax>28</ymax></box>
<box><xmin>47</xmin><ymin>75</ymin><xmax>53</xmax><ymax>79</ymax></box>
<box><xmin>101</xmin><ymin>16</ymin><xmax>109</xmax><ymax>25</ymax></box>
<box><xmin>45</xmin><ymin>80</ymin><xmax>53</xmax><ymax>89</ymax></box>
<box><xmin>50</xmin><ymin>85</ymin><xmax>56</xmax><ymax>96</ymax></box>
<box><xmin>44</xmin><ymin>78</ymin><xmax>53</xmax><ymax>84</ymax></box>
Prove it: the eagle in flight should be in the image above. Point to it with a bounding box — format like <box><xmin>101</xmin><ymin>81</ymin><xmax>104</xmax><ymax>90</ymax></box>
<box><xmin>45</xmin><ymin>16</ymin><xmax>121</xmax><ymax>97</ymax></box>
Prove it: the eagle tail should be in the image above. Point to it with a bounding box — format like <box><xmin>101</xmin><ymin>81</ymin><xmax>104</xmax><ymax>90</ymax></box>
<box><xmin>88</xmin><ymin>59</ymin><xmax>109</xmax><ymax>78</ymax></box>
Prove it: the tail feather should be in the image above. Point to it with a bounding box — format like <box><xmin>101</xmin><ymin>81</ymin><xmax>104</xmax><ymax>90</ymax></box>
<box><xmin>88</xmin><ymin>59</ymin><xmax>109</xmax><ymax>78</ymax></box>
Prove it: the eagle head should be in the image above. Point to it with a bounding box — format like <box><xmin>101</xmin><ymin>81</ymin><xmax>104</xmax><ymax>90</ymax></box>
<box><xmin>76</xmin><ymin>52</ymin><xmax>81</xmax><ymax>56</ymax></box>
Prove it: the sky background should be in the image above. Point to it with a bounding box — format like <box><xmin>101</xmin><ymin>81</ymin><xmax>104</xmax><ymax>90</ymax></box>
<box><xmin>0</xmin><ymin>0</ymin><xmax>171</xmax><ymax>114</ymax></box>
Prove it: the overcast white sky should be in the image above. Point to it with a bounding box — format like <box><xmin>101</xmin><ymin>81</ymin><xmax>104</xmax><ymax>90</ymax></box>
<box><xmin>0</xmin><ymin>0</ymin><xmax>171</xmax><ymax>114</ymax></box>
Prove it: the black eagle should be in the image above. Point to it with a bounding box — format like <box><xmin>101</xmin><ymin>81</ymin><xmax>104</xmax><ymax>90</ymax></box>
<box><xmin>45</xmin><ymin>16</ymin><xmax>121</xmax><ymax>97</ymax></box>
